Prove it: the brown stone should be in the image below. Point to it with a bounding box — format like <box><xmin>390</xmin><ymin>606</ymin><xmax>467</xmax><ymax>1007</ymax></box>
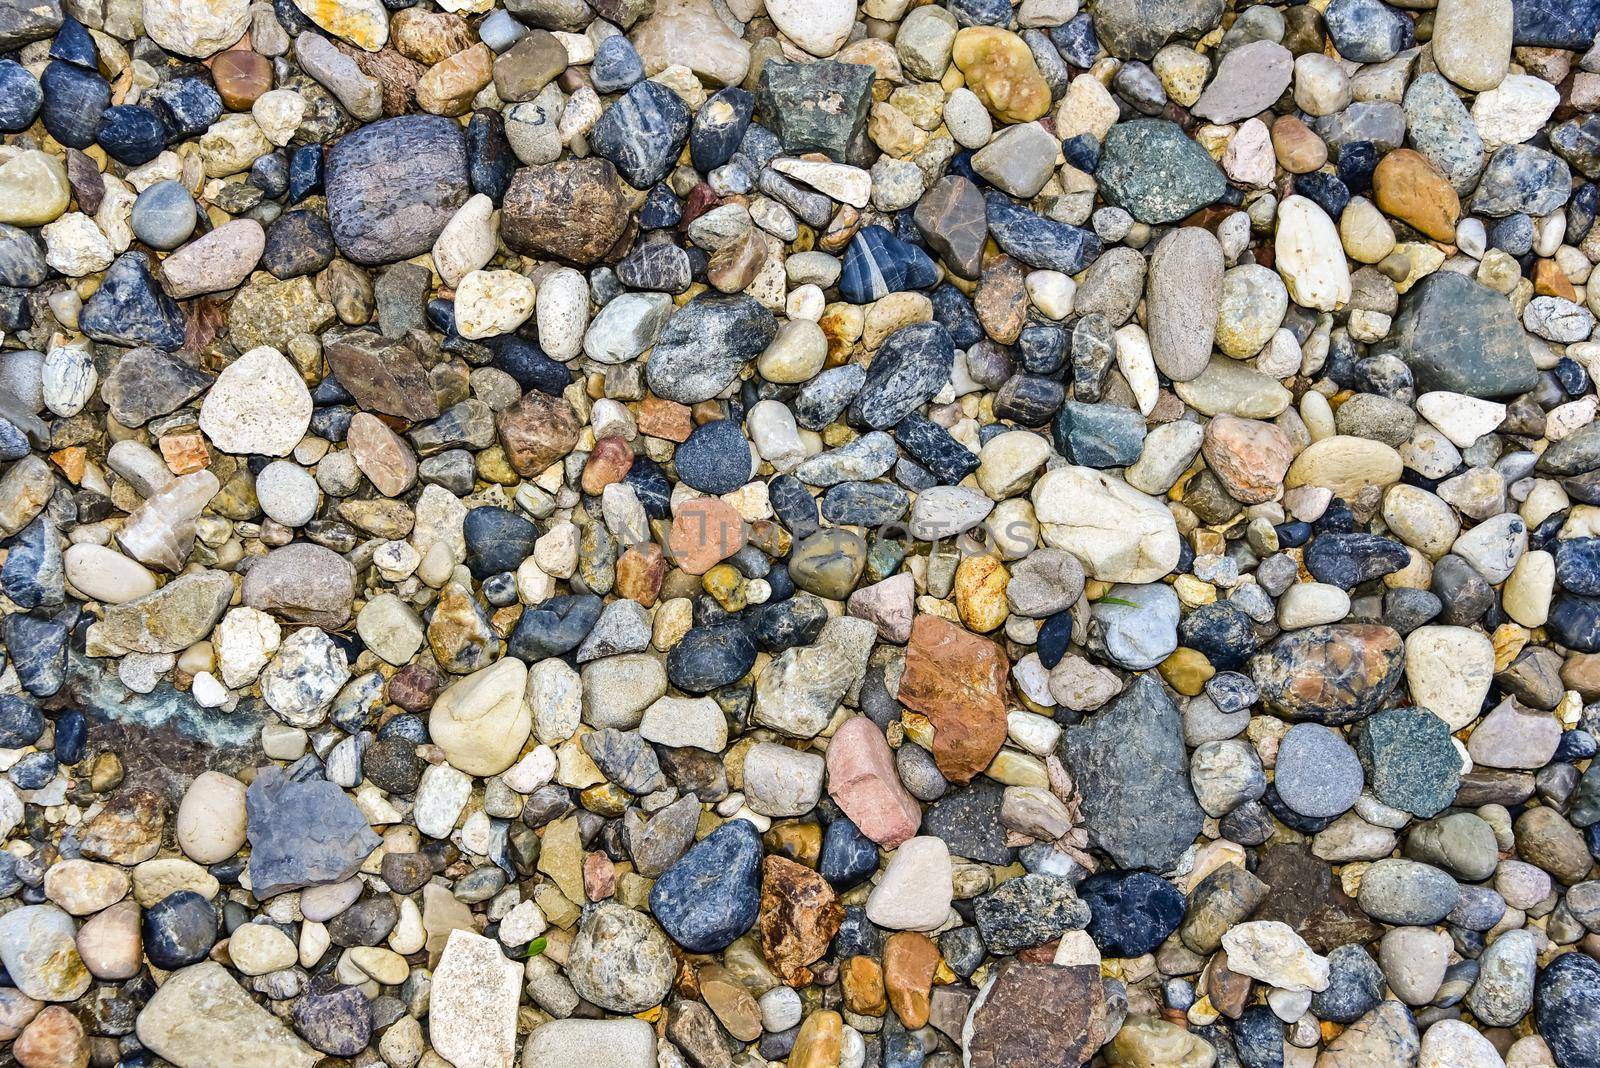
<box><xmin>583</xmin><ymin>850</ymin><xmax>616</xmax><ymax>900</ymax></box>
<box><xmin>322</xmin><ymin>331</ymin><xmax>439</xmax><ymax>422</ymax></box>
<box><xmin>1204</xmin><ymin>950</ymin><xmax>1252</xmax><ymax>1019</ymax></box>
<box><xmin>211</xmin><ymin>49</ymin><xmax>273</xmax><ymax>110</ymax></box>
<box><xmin>1250</xmin><ymin>624</ymin><xmax>1405</xmax><ymax>725</ymax></box>
<box><xmin>159</xmin><ymin>431</ymin><xmax>210</xmax><ymax>475</ymax></box>
<box><xmin>667</xmin><ymin>498</ymin><xmax>747</xmax><ymax>575</ymax></box>
<box><xmin>334</xmin><ymin>42</ymin><xmax>427</xmax><ymax>118</ymax></box>
<box><xmin>883</xmin><ymin>931</ymin><xmax>938</xmax><ymax>1028</ymax></box>
<box><xmin>390</xmin><ymin>7</ymin><xmax>477</xmax><ymax>64</ymax></box>
<box><xmin>707</xmin><ymin>230</ymin><xmax>768</xmax><ymax>293</ymax></box>
<box><xmin>1562</xmin><ymin>651</ymin><xmax>1600</xmax><ymax>699</ymax></box>
<box><xmin>616</xmin><ymin>543</ymin><xmax>667</xmax><ymax>606</ymax></box>
<box><xmin>698</xmin><ymin>964</ymin><xmax>763</xmax><ymax>1042</ymax></box>
<box><xmin>416</xmin><ymin>43</ymin><xmax>494</xmax><ymax>117</ymax></box>
<box><xmin>1252</xmin><ymin>844</ymin><xmax>1380</xmax><ymax>954</ymax></box>
<box><xmin>763</xmin><ymin>821</ymin><xmax>822</xmax><ymax>868</ymax></box>
<box><xmin>79</xmin><ymin>787</ymin><xmax>165</xmax><ymax>865</ymax></box>
<box><xmin>897</xmin><ymin>614</ymin><xmax>1012</xmax><ymax>784</ymax></box>
<box><xmin>637</xmin><ymin>396</ymin><xmax>694</xmax><ymax>441</ymax></box>
<box><xmin>950</xmin><ymin>27</ymin><xmax>1051</xmax><ymax>123</ymax></box>
<box><xmin>973</xmin><ymin>255</ymin><xmax>1027</xmax><ymax>345</ymax></box>
<box><xmin>65</xmin><ymin>148</ymin><xmax>103</xmax><ymax>215</ymax></box>
<box><xmin>582</xmin><ymin>435</ymin><xmax>634</xmax><ymax>495</ymax></box>
<box><xmin>14</xmin><ymin>1006</ymin><xmax>88</xmax><ymax>1068</ymax></box>
<box><xmin>503</xmin><ymin>159</ymin><xmax>633</xmax><ymax>266</ymax></box>
<box><xmin>1372</xmin><ymin>148</ymin><xmax>1461</xmax><ymax>242</ymax></box>
<box><xmin>841</xmin><ymin>955</ymin><xmax>887</xmax><ymax>1016</ymax></box>
<box><xmin>1201</xmin><ymin>414</ymin><xmax>1294</xmax><ymax>504</ymax></box>
<box><xmin>1270</xmin><ymin>115</ymin><xmax>1327</xmax><ymax>174</ymax></box>
<box><xmin>913</xmin><ymin>174</ymin><xmax>987</xmax><ymax>280</ymax></box>
<box><xmin>496</xmin><ymin>390</ymin><xmax>582</xmax><ymax>477</ymax></box>
<box><xmin>788</xmin><ymin>1011</ymin><xmax>841</xmax><ymax>1068</ymax></box>
<box><xmin>347</xmin><ymin>412</ymin><xmax>418</xmax><ymax>496</ymax></box>
<box><xmin>493</xmin><ymin>30</ymin><xmax>569</xmax><ymax>102</ymax></box>
<box><xmin>757</xmin><ymin>855</ymin><xmax>842</xmax><ymax>986</ymax></box>
<box><xmin>965</xmin><ymin>962</ymin><xmax>1108</xmax><ymax>1068</ymax></box>
<box><xmin>388</xmin><ymin>663</ymin><xmax>440</xmax><ymax>711</ymax></box>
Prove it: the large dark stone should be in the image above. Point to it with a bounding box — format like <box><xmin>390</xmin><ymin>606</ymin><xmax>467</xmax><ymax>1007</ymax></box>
<box><xmin>1382</xmin><ymin>271</ymin><xmax>1538</xmax><ymax>398</ymax></box>
<box><xmin>649</xmin><ymin>819</ymin><xmax>763</xmax><ymax>952</ymax></box>
<box><xmin>1251</xmin><ymin>624</ymin><xmax>1405</xmax><ymax>725</ymax></box>
<box><xmin>245</xmin><ymin>765</ymin><xmax>382</xmax><ymax>899</ymax></box>
<box><xmin>80</xmin><ymin>252</ymin><xmax>187</xmax><ymax>350</ymax></box>
<box><xmin>1076</xmin><ymin>870</ymin><xmax>1186</xmax><ymax>957</ymax></box>
<box><xmin>759</xmin><ymin>59</ymin><xmax>874</xmax><ymax>162</ymax></box>
<box><xmin>325</xmin><ymin>115</ymin><xmax>470</xmax><ymax>266</ymax></box>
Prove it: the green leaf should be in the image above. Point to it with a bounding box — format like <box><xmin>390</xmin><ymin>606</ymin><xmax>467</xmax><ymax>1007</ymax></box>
<box><xmin>521</xmin><ymin>937</ymin><xmax>547</xmax><ymax>959</ymax></box>
<box><xmin>1093</xmin><ymin>595</ymin><xmax>1139</xmax><ymax>608</ymax></box>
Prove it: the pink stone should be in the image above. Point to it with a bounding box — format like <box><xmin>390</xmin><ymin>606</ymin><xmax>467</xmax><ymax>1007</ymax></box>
<box><xmin>826</xmin><ymin>716</ymin><xmax>922</xmax><ymax>848</ymax></box>
<box><xmin>847</xmin><ymin>573</ymin><xmax>915</xmax><ymax>644</ymax></box>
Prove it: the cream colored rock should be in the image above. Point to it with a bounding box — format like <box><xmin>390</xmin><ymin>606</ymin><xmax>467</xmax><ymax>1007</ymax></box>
<box><xmin>454</xmin><ymin>270</ymin><xmax>536</xmax><ymax>339</ymax></box>
<box><xmin>1219</xmin><ymin>921</ymin><xmax>1329</xmax><ymax>992</ymax></box>
<box><xmin>292</xmin><ymin>0</ymin><xmax>388</xmax><ymax>49</ymax></box>
<box><xmin>1285</xmin><ymin>436</ymin><xmax>1403</xmax><ymax>500</ymax></box>
<box><xmin>432</xmin><ymin>194</ymin><xmax>497</xmax><ymax>288</ymax></box>
<box><xmin>199</xmin><ymin>346</ymin><xmax>312</xmax><ymax>457</ymax></box>
<box><xmin>1503</xmin><ymin>549</ymin><xmax>1554</xmax><ymax>628</ymax></box>
<box><xmin>1406</xmin><ymin>625</ymin><xmax>1495</xmax><ymax>730</ymax></box>
<box><xmin>228</xmin><ymin>923</ymin><xmax>297</xmax><ymax>976</ymax></box>
<box><xmin>63</xmin><ymin>544</ymin><xmax>159</xmax><ymax>604</ymax></box>
<box><xmin>0</xmin><ymin>151</ymin><xmax>71</xmax><ymax>226</ymax></box>
<box><xmin>143</xmin><ymin>0</ymin><xmax>250</xmax><ymax>56</ymax></box>
<box><xmin>1274</xmin><ymin>195</ymin><xmax>1350</xmax><ymax>311</ymax></box>
<box><xmin>765</xmin><ymin>0</ymin><xmax>857</xmax><ymax>56</ymax></box>
<box><xmin>176</xmin><ymin>772</ymin><xmax>249</xmax><ymax>865</ymax></box>
<box><xmin>1032</xmin><ymin>466</ymin><xmax>1181</xmax><ymax>584</ymax></box>
<box><xmin>429</xmin><ymin>659</ymin><xmax>532</xmax><ymax>775</ymax></box>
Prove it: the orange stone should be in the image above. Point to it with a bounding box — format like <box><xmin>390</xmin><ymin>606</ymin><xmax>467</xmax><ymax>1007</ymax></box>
<box><xmin>841</xmin><ymin>955</ymin><xmax>887</xmax><ymax>1016</ymax></box>
<box><xmin>1372</xmin><ymin>148</ymin><xmax>1461</xmax><ymax>242</ymax></box>
<box><xmin>616</xmin><ymin>542</ymin><xmax>667</xmax><ymax>606</ymax></box>
<box><xmin>637</xmin><ymin>396</ymin><xmax>694</xmax><ymax>442</ymax></box>
<box><xmin>581</xmin><ymin>435</ymin><xmax>634</xmax><ymax>495</ymax></box>
<box><xmin>1533</xmin><ymin>259</ymin><xmax>1578</xmax><ymax>301</ymax></box>
<box><xmin>14</xmin><ymin>1005</ymin><xmax>88</xmax><ymax>1068</ymax></box>
<box><xmin>757</xmin><ymin>855</ymin><xmax>842</xmax><ymax>986</ymax></box>
<box><xmin>883</xmin><ymin>931</ymin><xmax>939</xmax><ymax>1028</ymax></box>
<box><xmin>211</xmin><ymin>49</ymin><xmax>273</xmax><ymax>110</ymax></box>
<box><xmin>667</xmin><ymin>498</ymin><xmax>747</xmax><ymax>575</ymax></box>
<box><xmin>159</xmin><ymin>432</ymin><xmax>210</xmax><ymax>475</ymax></box>
<box><xmin>788</xmin><ymin>1010</ymin><xmax>842</xmax><ymax>1068</ymax></box>
<box><xmin>896</xmin><ymin>614</ymin><xmax>1011</xmax><ymax>784</ymax></box>
<box><xmin>49</xmin><ymin>446</ymin><xmax>85</xmax><ymax>484</ymax></box>
<box><xmin>1270</xmin><ymin>115</ymin><xmax>1327</xmax><ymax>174</ymax></box>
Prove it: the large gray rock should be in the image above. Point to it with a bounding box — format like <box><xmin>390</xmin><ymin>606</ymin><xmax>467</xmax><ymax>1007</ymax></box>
<box><xmin>325</xmin><ymin>115</ymin><xmax>469</xmax><ymax>265</ymax></box>
<box><xmin>1057</xmin><ymin>674</ymin><xmax>1204</xmax><ymax>870</ymax></box>
<box><xmin>1090</xmin><ymin>0</ymin><xmax>1225</xmax><ymax>59</ymax></box>
<box><xmin>1382</xmin><ymin>271</ymin><xmax>1538</xmax><ymax>398</ymax></box>
<box><xmin>565</xmin><ymin>902</ymin><xmax>676</xmax><ymax>1013</ymax></box>
<box><xmin>245</xmin><ymin>766</ymin><xmax>381</xmax><ymax>899</ymax></box>
<box><xmin>136</xmin><ymin>962</ymin><xmax>317</xmax><ymax>1067</ymax></box>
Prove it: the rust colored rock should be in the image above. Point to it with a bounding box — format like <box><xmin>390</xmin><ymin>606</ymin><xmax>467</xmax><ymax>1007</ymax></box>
<box><xmin>322</xmin><ymin>331</ymin><xmax>439</xmax><ymax>422</ymax></box>
<box><xmin>1201</xmin><ymin>414</ymin><xmax>1294</xmax><ymax>505</ymax></box>
<box><xmin>757</xmin><ymin>855</ymin><xmax>842</xmax><ymax>986</ymax></box>
<box><xmin>14</xmin><ymin>1006</ymin><xmax>88</xmax><ymax>1068</ymax></box>
<box><xmin>211</xmin><ymin>50</ymin><xmax>274</xmax><ymax>110</ymax></box>
<box><xmin>668</xmin><ymin>498</ymin><xmax>747</xmax><ymax>575</ymax></box>
<box><xmin>496</xmin><ymin>390</ymin><xmax>582</xmax><ymax>477</ymax></box>
<box><xmin>1251</xmin><ymin>623</ymin><xmax>1405</xmax><ymax>725</ymax></box>
<box><xmin>503</xmin><ymin>159</ymin><xmax>633</xmax><ymax>265</ymax></box>
<box><xmin>896</xmin><ymin>614</ymin><xmax>1011</xmax><ymax>783</ymax></box>
<box><xmin>616</xmin><ymin>543</ymin><xmax>667</xmax><ymax>606</ymax></box>
<box><xmin>882</xmin><ymin>931</ymin><xmax>938</xmax><ymax>1028</ymax></box>
<box><xmin>387</xmin><ymin>663</ymin><xmax>440</xmax><ymax>711</ymax></box>
<box><xmin>965</xmin><ymin>962</ymin><xmax>1108</xmax><ymax>1068</ymax></box>
<box><xmin>1372</xmin><ymin>148</ymin><xmax>1461</xmax><ymax>243</ymax></box>
<box><xmin>825</xmin><ymin>716</ymin><xmax>921</xmax><ymax>848</ymax></box>
<box><xmin>841</xmin><ymin>955</ymin><xmax>887</xmax><ymax>1016</ymax></box>
<box><xmin>582</xmin><ymin>435</ymin><xmax>634</xmax><ymax>495</ymax></box>
<box><xmin>637</xmin><ymin>396</ymin><xmax>694</xmax><ymax>442</ymax></box>
<box><xmin>416</xmin><ymin>42</ymin><xmax>494</xmax><ymax>116</ymax></box>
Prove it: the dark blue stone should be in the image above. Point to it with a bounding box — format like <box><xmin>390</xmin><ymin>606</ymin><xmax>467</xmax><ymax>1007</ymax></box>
<box><xmin>466</xmin><ymin>109</ymin><xmax>515</xmax><ymax>202</ymax></box>
<box><xmin>848</xmin><ymin>322</ymin><xmax>955</xmax><ymax>430</ymax></box>
<box><xmin>288</xmin><ymin>144</ymin><xmax>325</xmax><ymax>203</ymax></box>
<box><xmin>1513</xmin><ymin>0</ymin><xmax>1600</xmax><ymax>48</ymax></box>
<box><xmin>1061</xmin><ymin>133</ymin><xmax>1100</xmax><ymax>173</ymax></box>
<box><xmin>930</xmin><ymin>283</ymin><xmax>984</xmax><ymax>348</ymax></box>
<box><xmin>2</xmin><ymin>516</ymin><xmax>63</xmax><ymax>610</ymax></box>
<box><xmin>881</xmin><ymin>1015</ymin><xmax>924</xmax><ymax>1068</ymax></box>
<box><xmin>649</xmin><ymin>819</ymin><xmax>762</xmax><ymax>952</ymax></box>
<box><xmin>3</xmin><ymin>614</ymin><xmax>67</xmax><ymax>698</ymax></box>
<box><xmin>893</xmin><ymin>415</ymin><xmax>979</xmax><ymax>484</ymax></box>
<box><xmin>948</xmin><ymin>0</ymin><xmax>1011</xmax><ymax>24</ymax></box>
<box><xmin>1179</xmin><ymin>601</ymin><xmax>1261</xmax><ymax>671</ymax></box>
<box><xmin>8</xmin><ymin>750</ymin><xmax>54</xmax><ymax>789</ymax></box>
<box><xmin>263</xmin><ymin>209</ymin><xmax>336</xmax><ymax>279</ymax></box>
<box><xmin>1571</xmin><ymin>181</ymin><xmax>1599</xmax><ymax>242</ymax></box>
<box><xmin>1338</xmin><ymin>140</ymin><xmax>1380</xmax><ymax>194</ymax></box>
<box><xmin>1295</xmin><ymin>170</ymin><xmax>1351</xmax><ymax>220</ymax></box>
<box><xmin>1489</xmin><ymin>213</ymin><xmax>1535</xmax><ymax>255</ymax></box>
<box><xmin>590</xmin><ymin>79</ymin><xmax>690</xmax><ymax>189</ymax></box>
<box><xmin>0</xmin><ymin>288</ymin><xmax>32</xmax><ymax>334</ymax></box>
<box><xmin>839</xmin><ymin>225</ymin><xmax>939</xmax><ymax>304</ymax></box>
<box><xmin>1556</xmin><ymin>537</ymin><xmax>1600</xmax><ymax>595</ymax></box>
<box><xmin>1556</xmin><ymin>357</ymin><xmax>1590</xmax><ymax>397</ymax></box>
<box><xmin>1275</xmin><ymin>521</ymin><xmax>1312</xmax><ymax>548</ymax></box>
<box><xmin>1304</xmin><ymin>531</ymin><xmax>1410</xmax><ymax>589</ymax></box>
<box><xmin>691</xmin><ymin>86</ymin><xmax>753</xmax><ymax>173</ymax></box>
<box><xmin>1555</xmin><ymin>729</ymin><xmax>1599</xmax><ymax>762</ymax></box>
<box><xmin>750</xmin><ymin>594</ymin><xmax>828</xmax><ymax>653</ymax></box>
<box><xmin>1323</xmin><ymin>0</ymin><xmax>1413</xmax><ymax>62</ymax></box>
<box><xmin>249</xmin><ymin>152</ymin><xmax>290</xmax><ymax>198</ymax></box>
<box><xmin>96</xmin><ymin>104</ymin><xmax>168</xmax><ymax>166</ymax></box>
<box><xmin>667</xmin><ymin>622</ymin><xmax>757</xmax><ymax>693</ymax></box>
<box><xmin>834</xmin><ymin>905</ymin><xmax>884</xmax><ymax>959</ymax></box>
<box><xmin>1077</xmin><ymin>870</ymin><xmax>1185</xmax><ymax>957</ymax></box>
<box><xmin>80</xmin><ymin>252</ymin><xmax>187</xmax><ymax>350</ymax></box>
<box><xmin>0</xmin><ymin>852</ymin><xmax>19</xmax><ymax>898</ymax></box>
<box><xmin>623</xmin><ymin>457</ymin><xmax>672</xmax><ymax>519</ymax></box>
<box><xmin>1018</xmin><ymin>324</ymin><xmax>1068</xmax><ymax>375</ymax></box>
<box><xmin>0</xmin><ymin>60</ymin><xmax>43</xmax><ymax>132</ymax></box>
<box><xmin>1048</xmin><ymin>13</ymin><xmax>1101</xmax><ymax>67</ymax></box>
<box><xmin>464</xmin><ymin>506</ymin><xmax>539</xmax><ymax>579</ymax></box>
<box><xmin>1537</xmin><ymin>948</ymin><xmax>1600</xmax><ymax>1066</ymax></box>
<box><xmin>146</xmin><ymin>76</ymin><xmax>222</xmax><ymax>141</ymax></box>
<box><xmin>639</xmin><ymin>183</ymin><xmax>684</xmax><ymax>229</ymax></box>
<box><xmin>40</xmin><ymin>60</ymin><xmax>110</xmax><ymax>149</ymax></box>
<box><xmin>822</xmin><ymin>482</ymin><xmax>908</xmax><ymax>526</ymax></box>
<box><xmin>674</xmin><ymin>420</ymin><xmax>751</xmax><ymax>495</ymax></box>
<box><xmin>53</xmin><ymin>709</ymin><xmax>86</xmax><ymax>764</ymax></box>
<box><xmin>508</xmin><ymin>594</ymin><xmax>603</xmax><ymax>660</ymax></box>
<box><xmin>1233</xmin><ymin>1005</ymin><xmax>1286</xmax><ymax>1068</ymax></box>
<box><xmin>49</xmin><ymin>17</ymin><xmax>97</xmax><ymax>68</ymax></box>
<box><xmin>1548</xmin><ymin>595</ymin><xmax>1600</xmax><ymax>653</ymax></box>
<box><xmin>984</xmin><ymin>192</ymin><xmax>1102</xmax><ymax>273</ymax></box>
<box><xmin>591</xmin><ymin>34</ymin><xmax>645</xmax><ymax>94</ymax></box>
<box><xmin>770</xmin><ymin>474</ymin><xmax>821</xmax><ymax>538</ymax></box>
<box><xmin>0</xmin><ymin>694</ymin><xmax>43</xmax><ymax>748</ymax></box>
<box><xmin>1312</xmin><ymin>945</ymin><xmax>1387</xmax><ymax>1023</ymax></box>
<box><xmin>819</xmin><ymin>816</ymin><xmax>880</xmax><ymax>889</ymax></box>
<box><xmin>1052</xmin><ymin>401</ymin><xmax>1144</xmax><ymax>468</ymax></box>
<box><xmin>993</xmin><ymin>374</ymin><xmax>1064</xmax><ymax>425</ymax></box>
<box><xmin>489</xmin><ymin>336</ymin><xmax>571</xmax><ymax>396</ymax></box>
<box><xmin>143</xmin><ymin>891</ymin><xmax>219</xmax><ymax>969</ymax></box>
<box><xmin>1036</xmin><ymin>612</ymin><xmax>1073</xmax><ymax>668</ymax></box>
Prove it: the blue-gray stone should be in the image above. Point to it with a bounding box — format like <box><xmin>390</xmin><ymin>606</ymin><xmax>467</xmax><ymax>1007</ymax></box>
<box><xmin>1077</xmin><ymin>870</ymin><xmax>1185</xmax><ymax>957</ymax></box>
<box><xmin>464</xmin><ymin>506</ymin><xmax>538</xmax><ymax>579</ymax></box>
<box><xmin>0</xmin><ymin>61</ymin><xmax>42</xmax><ymax>133</ymax></box>
<box><xmin>590</xmin><ymin>80</ymin><xmax>690</xmax><ymax>189</ymax></box>
<box><xmin>262</xmin><ymin>209</ymin><xmax>336</xmax><ymax>279</ymax></box>
<box><xmin>794</xmin><ymin>364</ymin><xmax>867</xmax><ymax>431</ymax></box>
<box><xmin>2</xmin><ymin>517</ymin><xmax>62</xmax><ymax>610</ymax></box>
<box><xmin>1536</xmin><ymin>942</ymin><xmax>1600</xmax><ymax>1066</ymax></box>
<box><xmin>1096</xmin><ymin>119</ymin><xmax>1227</xmax><ymax>224</ymax></box>
<box><xmin>143</xmin><ymin>891</ymin><xmax>218</xmax><ymax>969</ymax></box>
<box><xmin>1353</xmin><ymin>707</ymin><xmax>1460</xmax><ymax>818</ymax></box>
<box><xmin>675</xmin><ymin>420</ymin><xmax>752</xmax><ymax>495</ymax></box>
<box><xmin>666</xmin><ymin>623</ymin><xmax>757</xmax><ymax>693</ymax></box>
<box><xmin>1381</xmin><ymin>271</ymin><xmax>1538</xmax><ymax>398</ymax></box>
<box><xmin>1312</xmin><ymin>945</ymin><xmax>1386</xmax><ymax>1023</ymax></box>
<box><xmin>4</xmin><ymin>614</ymin><xmax>66</xmax><ymax>697</ymax></box>
<box><xmin>847</xmin><ymin>322</ymin><xmax>954</xmax><ymax>430</ymax></box>
<box><xmin>893</xmin><ymin>415</ymin><xmax>979</xmax><ymax>483</ymax></box>
<box><xmin>1323</xmin><ymin>0</ymin><xmax>1412</xmax><ymax>61</ymax></box>
<box><xmin>326</xmin><ymin>115</ymin><xmax>470</xmax><ymax>266</ymax></box>
<box><xmin>1513</xmin><ymin>0</ymin><xmax>1600</xmax><ymax>48</ymax></box>
<box><xmin>839</xmin><ymin>225</ymin><xmax>940</xmax><ymax>304</ymax></box>
<box><xmin>79</xmin><ymin>252</ymin><xmax>187</xmax><ymax>350</ymax></box>
<box><xmin>691</xmin><ymin>86</ymin><xmax>753</xmax><ymax>173</ymax></box>
<box><xmin>972</xmin><ymin>874</ymin><xmax>1090</xmax><ymax>954</ymax></box>
<box><xmin>130</xmin><ymin>181</ymin><xmax>198</xmax><ymax>251</ymax></box>
<box><xmin>1051</xmin><ymin>401</ymin><xmax>1144</xmax><ymax>467</ymax></box>
<box><xmin>293</xmin><ymin>983</ymin><xmax>372</xmax><ymax>1057</ymax></box>
<box><xmin>649</xmin><ymin>818</ymin><xmax>762</xmax><ymax>952</ymax></box>
<box><xmin>39</xmin><ymin>60</ymin><xmax>108</xmax><ymax>149</ymax></box>
<box><xmin>819</xmin><ymin>816</ymin><xmax>879</xmax><ymax>889</ymax></box>
<box><xmin>1472</xmin><ymin>145</ymin><xmax>1573</xmax><ymax>217</ymax></box>
<box><xmin>590</xmin><ymin>34</ymin><xmax>645</xmax><ymax>93</ymax></box>
<box><xmin>0</xmin><ymin>225</ymin><xmax>46</xmax><ymax>288</ymax></box>
<box><xmin>145</xmin><ymin>76</ymin><xmax>222</xmax><ymax>141</ymax></box>
<box><xmin>759</xmin><ymin>60</ymin><xmax>874</xmax><ymax>163</ymax></box>
<box><xmin>646</xmin><ymin>294</ymin><xmax>778</xmax><ymax>404</ymax></box>
<box><xmin>983</xmin><ymin>193</ymin><xmax>1103</xmax><ymax>273</ymax></box>
<box><xmin>508</xmin><ymin>593</ymin><xmax>603</xmax><ymax>660</ymax></box>
<box><xmin>821</xmin><ymin>482</ymin><xmax>909</xmax><ymax>526</ymax></box>
<box><xmin>1089</xmin><ymin>0</ymin><xmax>1224</xmax><ymax>60</ymax></box>
<box><xmin>245</xmin><ymin>765</ymin><xmax>383</xmax><ymax>899</ymax></box>
<box><xmin>96</xmin><ymin>104</ymin><xmax>167</xmax><ymax>166</ymax></box>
